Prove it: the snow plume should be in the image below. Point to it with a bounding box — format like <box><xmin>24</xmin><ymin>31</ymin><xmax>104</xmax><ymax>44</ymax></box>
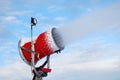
<box><xmin>58</xmin><ymin>2</ymin><xmax>120</xmax><ymax>45</ymax></box>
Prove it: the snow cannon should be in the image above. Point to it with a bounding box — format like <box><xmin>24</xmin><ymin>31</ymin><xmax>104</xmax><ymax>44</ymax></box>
<box><xmin>18</xmin><ymin>28</ymin><xmax>64</xmax><ymax>66</ymax></box>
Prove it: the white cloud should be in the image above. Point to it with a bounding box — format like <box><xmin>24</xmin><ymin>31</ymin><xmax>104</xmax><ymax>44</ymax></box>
<box><xmin>4</xmin><ymin>16</ymin><xmax>16</xmax><ymax>21</ymax></box>
<box><xmin>0</xmin><ymin>40</ymin><xmax>120</xmax><ymax>80</ymax></box>
<box><xmin>7</xmin><ymin>10</ymin><xmax>32</xmax><ymax>16</ymax></box>
<box><xmin>36</xmin><ymin>13</ymin><xmax>48</xmax><ymax>20</ymax></box>
<box><xmin>90</xmin><ymin>0</ymin><xmax>101</xmax><ymax>5</ymax></box>
<box><xmin>54</xmin><ymin>17</ymin><xmax>66</xmax><ymax>21</ymax></box>
<box><xmin>49</xmin><ymin>41</ymin><xmax>120</xmax><ymax>73</ymax></box>
<box><xmin>68</xmin><ymin>59</ymin><xmax>119</xmax><ymax>71</ymax></box>
<box><xmin>47</xmin><ymin>5</ymin><xmax>63</xmax><ymax>12</ymax></box>
<box><xmin>0</xmin><ymin>16</ymin><xmax>21</xmax><ymax>25</ymax></box>
<box><xmin>0</xmin><ymin>61</ymin><xmax>32</xmax><ymax>80</ymax></box>
<box><xmin>58</xmin><ymin>2</ymin><xmax>120</xmax><ymax>45</ymax></box>
<box><xmin>42</xmin><ymin>41</ymin><xmax>120</xmax><ymax>80</ymax></box>
<box><xmin>0</xmin><ymin>0</ymin><xmax>12</xmax><ymax>14</ymax></box>
<box><xmin>0</xmin><ymin>27</ymin><xmax>15</xmax><ymax>39</ymax></box>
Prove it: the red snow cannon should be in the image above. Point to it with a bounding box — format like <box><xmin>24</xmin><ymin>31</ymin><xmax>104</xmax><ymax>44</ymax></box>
<box><xmin>18</xmin><ymin>28</ymin><xmax>64</xmax><ymax>65</ymax></box>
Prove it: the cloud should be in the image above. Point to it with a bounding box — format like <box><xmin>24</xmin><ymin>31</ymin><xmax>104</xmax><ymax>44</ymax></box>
<box><xmin>58</xmin><ymin>2</ymin><xmax>120</xmax><ymax>45</ymax></box>
<box><xmin>0</xmin><ymin>16</ymin><xmax>21</xmax><ymax>26</ymax></box>
<box><xmin>0</xmin><ymin>0</ymin><xmax>12</xmax><ymax>14</ymax></box>
<box><xmin>69</xmin><ymin>59</ymin><xmax>119</xmax><ymax>71</ymax></box>
<box><xmin>7</xmin><ymin>10</ymin><xmax>32</xmax><ymax>16</ymax></box>
<box><xmin>4</xmin><ymin>16</ymin><xmax>18</xmax><ymax>22</ymax></box>
<box><xmin>89</xmin><ymin>0</ymin><xmax>101</xmax><ymax>5</ymax></box>
<box><xmin>43</xmin><ymin>41</ymin><xmax>120</xmax><ymax>80</ymax></box>
<box><xmin>0</xmin><ymin>15</ymin><xmax>29</xmax><ymax>39</ymax></box>
<box><xmin>54</xmin><ymin>17</ymin><xmax>66</xmax><ymax>21</ymax></box>
<box><xmin>47</xmin><ymin>5</ymin><xmax>63</xmax><ymax>12</ymax></box>
<box><xmin>0</xmin><ymin>27</ymin><xmax>15</xmax><ymax>39</ymax></box>
<box><xmin>1</xmin><ymin>38</ymin><xmax>120</xmax><ymax>80</ymax></box>
<box><xmin>0</xmin><ymin>61</ymin><xmax>32</xmax><ymax>80</ymax></box>
<box><xmin>51</xmin><ymin>42</ymin><xmax>120</xmax><ymax>67</ymax></box>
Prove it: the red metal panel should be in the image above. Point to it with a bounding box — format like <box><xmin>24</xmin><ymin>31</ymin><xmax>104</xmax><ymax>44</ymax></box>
<box><xmin>21</xmin><ymin>42</ymin><xmax>39</xmax><ymax>64</ymax></box>
<box><xmin>35</xmin><ymin>32</ymin><xmax>54</xmax><ymax>59</ymax></box>
<box><xmin>20</xmin><ymin>31</ymin><xmax>55</xmax><ymax>64</ymax></box>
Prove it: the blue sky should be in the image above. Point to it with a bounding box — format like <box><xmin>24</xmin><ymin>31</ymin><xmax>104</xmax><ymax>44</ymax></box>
<box><xmin>0</xmin><ymin>0</ymin><xmax>120</xmax><ymax>80</ymax></box>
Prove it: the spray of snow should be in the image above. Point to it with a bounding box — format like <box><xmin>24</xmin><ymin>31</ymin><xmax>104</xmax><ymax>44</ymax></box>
<box><xmin>58</xmin><ymin>3</ymin><xmax>120</xmax><ymax>45</ymax></box>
